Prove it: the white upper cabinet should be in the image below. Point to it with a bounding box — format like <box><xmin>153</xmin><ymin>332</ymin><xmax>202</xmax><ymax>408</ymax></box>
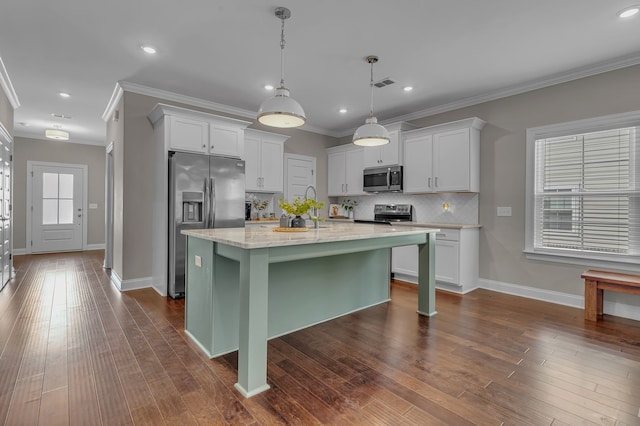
<box><xmin>244</xmin><ymin>129</ymin><xmax>289</xmax><ymax>193</ymax></box>
<box><xmin>167</xmin><ymin>116</ymin><xmax>209</xmax><ymax>153</ymax></box>
<box><xmin>148</xmin><ymin>104</ymin><xmax>250</xmax><ymax>158</ymax></box>
<box><xmin>403</xmin><ymin>117</ymin><xmax>485</xmax><ymax>193</ymax></box>
<box><xmin>327</xmin><ymin>144</ymin><xmax>364</xmax><ymax>196</ymax></box>
<box><xmin>363</xmin><ymin>122</ymin><xmax>416</xmax><ymax>168</ymax></box>
<box><xmin>209</xmin><ymin>123</ymin><xmax>244</xmax><ymax>158</ymax></box>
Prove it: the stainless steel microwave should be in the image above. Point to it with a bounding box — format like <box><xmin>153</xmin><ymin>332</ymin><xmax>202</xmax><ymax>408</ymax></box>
<box><xmin>363</xmin><ymin>165</ymin><xmax>403</xmax><ymax>192</ymax></box>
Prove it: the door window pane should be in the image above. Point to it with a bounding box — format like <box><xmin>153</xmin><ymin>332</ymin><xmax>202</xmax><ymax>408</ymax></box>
<box><xmin>43</xmin><ymin>200</ymin><xmax>58</xmax><ymax>225</ymax></box>
<box><xmin>40</xmin><ymin>171</ymin><xmax>76</xmax><ymax>225</ymax></box>
<box><xmin>42</xmin><ymin>173</ymin><xmax>59</xmax><ymax>198</ymax></box>
<box><xmin>59</xmin><ymin>174</ymin><xmax>74</xmax><ymax>199</ymax></box>
<box><xmin>58</xmin><ymin>200</ymin><xmax>74</xmax><ymax>224</ymax></box>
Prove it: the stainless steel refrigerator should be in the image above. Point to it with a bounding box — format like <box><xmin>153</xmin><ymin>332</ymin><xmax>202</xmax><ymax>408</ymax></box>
<box><xmin>168</xmin><ymin>152</ymin><xmax>245</xmax><ymax>298</ymax></box>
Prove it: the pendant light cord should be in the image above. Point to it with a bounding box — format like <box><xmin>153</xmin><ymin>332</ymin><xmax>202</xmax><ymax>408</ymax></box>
<box><xmin>368</xmin><ymin>60</ymin><xmax>375</xmax><ymax>119</ymax></box>
<box><xmin>280</xmin><ymin>16</ymin><xmax>286</xmax><ymax>87</ymax></box>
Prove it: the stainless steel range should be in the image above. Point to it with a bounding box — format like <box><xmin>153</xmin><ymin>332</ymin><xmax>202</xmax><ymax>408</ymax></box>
<box><xmin>354</xmin><ymin>204</ymin><xmax>413</xmax><ymax>224</ymax></box>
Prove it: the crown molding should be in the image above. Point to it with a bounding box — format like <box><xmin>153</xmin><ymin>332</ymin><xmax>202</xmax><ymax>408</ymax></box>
<box><xmin>102</xmin><ymin>80</ymin><xmax>337</xmax><ymax>137</ymax></box>
<box><xmin>0</xmin><ymin>121</ymin><xmax>12</xmax><ymax>143</ymax></box>
<box><xmin>0</xmin><ymin>57</ymin><xmax>20</xmax><ymax>109</ymax></box>
<box><xmin>336</xmin><ymin>53</ymin><xmax>640</xmax><ymax>138</ymax></box>
<box><xmin>101</xmin><ymin>82</ymin><xmax>124</xmax><ymax>122</ymax></box>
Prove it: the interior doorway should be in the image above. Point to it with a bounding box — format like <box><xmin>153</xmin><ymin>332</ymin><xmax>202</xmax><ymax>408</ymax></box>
<box><xmin>104</xmin><ymin>143</ymin><xmax>114</xmax><ymax>269</ymax></box>
<box><xmin>27</xmin><ymin>161</ymin><xmax>87</xmax><ymax>253</ymax></box>
<box><xmin>284</xmin><ymin>154</ymin><xmax>316</xmax><ymax>201</ymax></box>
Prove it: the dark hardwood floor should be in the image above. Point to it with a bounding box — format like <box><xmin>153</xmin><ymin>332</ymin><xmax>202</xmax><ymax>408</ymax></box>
<box><xmin>1</xmin><ymin>251</ymin><xmax>640</xmax><ymax>425</ymax></box>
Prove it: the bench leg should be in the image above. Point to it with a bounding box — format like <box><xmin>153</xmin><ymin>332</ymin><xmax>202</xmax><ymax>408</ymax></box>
<box><xmin>584</xmin><ymin>279</ymin><xmax>599</xmax><ymax>321</ymax></box>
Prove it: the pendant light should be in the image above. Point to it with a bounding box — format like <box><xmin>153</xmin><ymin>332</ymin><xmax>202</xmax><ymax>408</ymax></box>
<box><xmin>353</xmin><ymin>55</ymin><xmax>390</xmax><ymax>146</ymax></box>
<box><xmin>257</xmin><ymin>7</ymin><xmax>306</xmax><ymax>128</ymax></box>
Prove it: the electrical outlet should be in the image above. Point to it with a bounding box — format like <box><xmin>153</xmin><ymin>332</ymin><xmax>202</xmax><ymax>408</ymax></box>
<box><xmin>194</xmin><ymin>255</ymin><xmax>202</xmax><ymax>267</ymax></box>
<box><xmin>497</xmin><ymin>206</ymin><xmax>512</xmax><ymax>217</ymax></box>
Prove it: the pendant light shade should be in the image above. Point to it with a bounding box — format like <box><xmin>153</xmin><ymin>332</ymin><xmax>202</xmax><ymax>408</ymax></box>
<box><xmin>257</xmin><ymin>87</ymin><xmax>306</xmax><ymax>128</ymax></box>
<box><xmin>257</xmin><ymin>7</ymin><xmax>306</xmax><ymax>128</ymax></box>
<box><xmin>353</xmin><ymin>55</ymin><xmax>390</xmax><ymax>146</ymax></box>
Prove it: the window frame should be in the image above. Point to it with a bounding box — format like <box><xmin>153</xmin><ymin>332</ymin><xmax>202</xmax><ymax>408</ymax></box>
<box><xmin>524</xmin><ymin>111</ymin><xmax>640</xmax><ymax>272</ymax></box>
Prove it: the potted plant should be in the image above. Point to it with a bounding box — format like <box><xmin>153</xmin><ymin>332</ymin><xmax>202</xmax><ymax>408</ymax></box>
<box><xmin>252</xmin><ymin>199</ymin><xmax>270</xmax><ymax>219</ymax></box>
<box><xmin>278</xmin><ymin>197</ymin><xmax>325</xmax><ymax>228</ymax></box>
<box><xmin>341</xmin><ymin>199</ymin><xmax>358</xmax><ymax>219</ymax></box>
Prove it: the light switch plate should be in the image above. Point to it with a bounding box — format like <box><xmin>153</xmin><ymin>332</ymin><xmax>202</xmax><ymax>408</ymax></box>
<box><xmin>89</xmin><ymin>203</ymin><xmax>98</xmax><ymax>209</ymax></box>
<box><xmin>497</xmin><ymin>206</ymin><xmax>512</xmax><ymax>217</ymax></box>
<box><xmin>194</xmin><ymin>255</ymin><xmax>202</xmax><ymax>267</ymax></box>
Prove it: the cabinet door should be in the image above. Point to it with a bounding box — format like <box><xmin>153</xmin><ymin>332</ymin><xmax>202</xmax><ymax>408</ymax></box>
<box><xmin>344</xmin><ymin>148</ymin><xmax>364</xmax><ymax>195</ymax></box>
<box><xmin>260</xmin><ymin>139</ymin><xmax>284</xmax><ymax>192</ymax></box>
<box><xmin>380</xmin><ymin>130</ymin><xmax>400</xmax><ymax>166</ymax></box>
<box><xmin>403</xmin><ymin>134</ymin><xmax>433</xmax><ymax>193</ymax></box>
<box><xmin>433</xmin><ymin>128</ymin><xmax>470</xmax><ymax>192</ymax></box>
<box><xmin>169</xmin><ymin>116</ymin><xmax>208</xmax><ymax>153</ymax></box>
<box><xmin>392</xmin><ymin>245</ymin><xmax>418</xmax><ymax>277</ymax></box>
<box><xmin>327</xmin><ymin>151</ymin><xmax>346</xmax><ymax>196</ymax></box>
<box><xmin>210</xmin><ymin>125</ymin><xmax>243</xmax><ymax>158</ymax></box>
<box><xmin>435</xmin><ymin>240</ymin><xmax>459</xmax><ymax>284</ymax></box>
<box><xmin>363</xmin><ymin>146</ymin><xmax>382</xmax><ymax>168</ymax></box>
<box><xmin>244</xmin><ymin>136</ymin><xmax>261</xmax><ymax>191</ymax></box>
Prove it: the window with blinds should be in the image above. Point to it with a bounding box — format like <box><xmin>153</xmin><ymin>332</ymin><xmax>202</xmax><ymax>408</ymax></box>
<box><xmin>533</xmin><ymin>127</ymin><xmax>639</xmax><ymax>257</ymax></box>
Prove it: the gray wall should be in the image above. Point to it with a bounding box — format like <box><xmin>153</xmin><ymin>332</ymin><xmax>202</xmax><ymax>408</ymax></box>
<box><xmin>13</xmin><ymin>137</ymin><xmax>106</xmax><ymax>249</ymax></box>
<box><xmin>333</xmin><ymin>64</ymin><xmax>640</xmax><ymax>305</ymax></box>
<box><xmin>406</xmin><ymin>64</ymin><xmax>640</xmax><ymax>299</ymax></box>
<box><xmin>114</xmin><ymin>91</ymin><xmax>339</xmax><ymax>282</ymax></box>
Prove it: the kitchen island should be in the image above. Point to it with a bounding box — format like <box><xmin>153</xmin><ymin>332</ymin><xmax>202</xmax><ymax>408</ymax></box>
<box><xmin>182</xmin><ymin>223</ymin><xmax>439</xmax><ymax>398</ymax></box>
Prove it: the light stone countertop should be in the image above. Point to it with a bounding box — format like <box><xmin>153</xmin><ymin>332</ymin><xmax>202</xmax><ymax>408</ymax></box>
<box><xmin>182</xmin><ymin>222</ymin><xmax>440</xmax><ymax>249</ymax></box>
<box><xmin>326</xmin><ymin>218</ymin><xmax>481</xmax><ymax>229</ymax></box>
<box><xmin>395</xmin><ymin>222</ymin><xmax>481</xmax><ymax>229</ymax></box>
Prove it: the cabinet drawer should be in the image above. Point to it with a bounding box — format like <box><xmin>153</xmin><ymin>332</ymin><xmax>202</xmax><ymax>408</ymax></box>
<box><xmin>435</xmin><ymin>229</ymin><xmax>459</xmax><ymax>241</ymax></box>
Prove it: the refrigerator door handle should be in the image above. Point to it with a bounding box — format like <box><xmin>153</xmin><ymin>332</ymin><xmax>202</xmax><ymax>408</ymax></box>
<box><xmin>203</xmin><ymin>177</ymin><xmax>210</xmax><ymax>228</ymax></box>
<box><xmin>209</xmin><ymin>177</ymin><xmax>216</xmax><ymax>228</ymax></box>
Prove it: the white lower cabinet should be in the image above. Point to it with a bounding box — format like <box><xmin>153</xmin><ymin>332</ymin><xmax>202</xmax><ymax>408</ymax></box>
<box><xmin>391</xmin><ymin>227</ymin><xmax>479</xmax><ymax>293</ymax></box>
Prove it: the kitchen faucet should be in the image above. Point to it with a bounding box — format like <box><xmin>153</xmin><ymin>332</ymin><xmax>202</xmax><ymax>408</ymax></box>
<box><xmin>304</xmin><ymin>184</ymin><xmax>319</xmax><ymax>229</ymax></box>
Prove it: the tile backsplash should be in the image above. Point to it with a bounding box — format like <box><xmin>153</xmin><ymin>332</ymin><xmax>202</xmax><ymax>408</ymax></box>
<box><xmin>334</xmin><ymin>193</ymin><xmax>479</xmax><ymax>224</ymax></box>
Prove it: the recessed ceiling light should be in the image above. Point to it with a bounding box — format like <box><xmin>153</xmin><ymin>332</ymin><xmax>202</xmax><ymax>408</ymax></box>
<box><xmin>403</xmin><ymin>86</ymin><xmax>413</xmax><ymax>92</ymax></box>
<box><xmin>339</xmin><ymin>108</ymin><xmax>347</xmax><ymax>114</ymax></box>
<box><xmin>59</xmin><ymin>91</ymin><xmax>71</xmax><ymax>98</ymax></box>
<box><xmin>141</xmin><ymin>45</ymin><xmax>157</xmax><ymax>54</ymax></box>
<box><xmin>618</xmin><ymin>5</ymin><xmax>640</xmax><ymax>18</ymax></box>
<box><xmin>264</xmin><ymin>84</ymin><xmax>274</xmax><ymax>90</ymax></box>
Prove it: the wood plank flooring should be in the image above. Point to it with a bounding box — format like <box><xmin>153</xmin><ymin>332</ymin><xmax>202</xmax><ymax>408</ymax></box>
<box><xmin>1</xmin><ymin>251</ymin><xmax>640</xmax><ymax>425</ymax></box>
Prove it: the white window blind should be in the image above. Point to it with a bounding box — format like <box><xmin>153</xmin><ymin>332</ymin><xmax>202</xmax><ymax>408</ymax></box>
<box><xmin>533</xmin><ymin>127</ymin><xmax>639</xmax><ymax>256</ymax></box>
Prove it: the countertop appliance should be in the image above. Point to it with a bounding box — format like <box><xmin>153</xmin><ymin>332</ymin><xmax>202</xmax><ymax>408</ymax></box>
<box><xmin>354</xmin><ymin>204</ymin><xmax>413</xmax><ymax>225</ymax></box>
<box><xmin>363</xmin><ymin>165</ymin><xmax>403</xmax><ymax>193</ymax></box>
<box><xmin>168</xmin><ymin>151</ymin><xmax>245</xmax><ymax>298</ymax></box>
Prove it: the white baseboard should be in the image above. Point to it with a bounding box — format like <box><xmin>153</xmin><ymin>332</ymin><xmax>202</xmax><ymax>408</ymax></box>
<box><xmin>13</xmin><ymin>245</ymin><xmax>104</xmax><ymax>256</ymax></box>
<box><xmin>120</xmin><ymin>276</ymin><xmax>154</xmax><ymax>292</ymax></box>
<box><xmin>110</xmin><ymin>270</ymin><xmax>122</xmax><ymax>291</ymax></box>
<box><xmin>478</xmin><ymin>278</ymin><xmax>640</xmax><ymax>322</ymax></box>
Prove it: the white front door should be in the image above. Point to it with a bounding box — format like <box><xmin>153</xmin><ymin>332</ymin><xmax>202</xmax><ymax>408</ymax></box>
<box><xmin>284</xmin><ymin>154</ymin><xmax>316</xmax><ymax>202</ymax></box>
<box><xmin>30</xmin><ymin>163</ymin><xmax>85</xmax><ymax>253</ymax></box>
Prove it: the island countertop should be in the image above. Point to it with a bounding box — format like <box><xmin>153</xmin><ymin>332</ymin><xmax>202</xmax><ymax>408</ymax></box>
<box><xmin>182</xmin><ymin>223</ymin><xmax>440</xmax><ymax>249</ymax></box>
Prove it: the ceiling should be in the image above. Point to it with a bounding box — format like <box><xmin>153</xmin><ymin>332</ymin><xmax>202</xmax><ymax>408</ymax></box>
<box><xmin>2</xmin><ymin>0</ymin><xmax>640</xmax><ymax>145</ymax></box>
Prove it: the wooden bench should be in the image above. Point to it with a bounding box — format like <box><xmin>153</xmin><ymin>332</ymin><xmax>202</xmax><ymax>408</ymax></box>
<box><xmin>581</xmin><ymin>269</ymin><xmax>640</xmax><ymax>321</ymax></box>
